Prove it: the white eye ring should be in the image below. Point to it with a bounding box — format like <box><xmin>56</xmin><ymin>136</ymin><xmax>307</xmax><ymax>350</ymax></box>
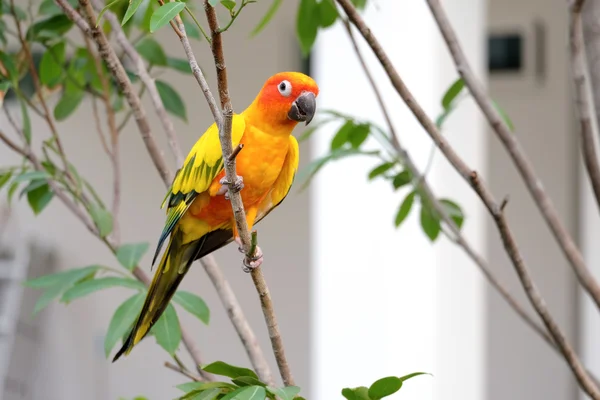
<box><xmin>278</xmin><ymin>80</ymin><xmax>292</xmax><ymax>97</ymax></box>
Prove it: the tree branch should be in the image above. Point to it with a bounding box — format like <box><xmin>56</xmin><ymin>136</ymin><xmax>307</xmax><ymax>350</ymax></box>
<box><xmin>201</xmin><ymin>1</ymin><xmax>294</xmax><ymax>386</ymax></box>
<box><xmin>336</xmin><ymin>1</ymin><xmax>600</xmax><ymax>398</ymax></box>
<box><xmin>423</xmin><ymin>0</ymin><xmax>600</xmax><ymax>311</ymax></box>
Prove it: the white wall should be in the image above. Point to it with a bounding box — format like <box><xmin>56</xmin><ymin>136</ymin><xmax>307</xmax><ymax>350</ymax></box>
<box><xmin>311</xmin><ymin>1</ymin><xmax>487</xmax><ymax>400</ymax></box>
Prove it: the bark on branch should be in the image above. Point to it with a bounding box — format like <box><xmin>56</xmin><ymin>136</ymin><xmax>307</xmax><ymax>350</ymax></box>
<box><xmin>200</xmin><ymin>1</ymin><xmax>294</xmax><ymax>386</ymax></box>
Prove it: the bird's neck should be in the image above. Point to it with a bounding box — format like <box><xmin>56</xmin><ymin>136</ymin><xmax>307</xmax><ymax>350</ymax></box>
<box><xmin>241</xmin><ymin>100</ymin><xmax>297</xmax><ymax>136</ymax></box>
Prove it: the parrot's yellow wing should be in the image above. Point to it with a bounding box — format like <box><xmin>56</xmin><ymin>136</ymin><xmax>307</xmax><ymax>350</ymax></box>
<box><xmin>255</xmin><ymin>135</ymin><xmax>300</xmax><ymax>223</ymax></box>
<box><xmin>152</xmin><ymin>115</ymin><xmax>246</xmax><ymax>265</ymax></box>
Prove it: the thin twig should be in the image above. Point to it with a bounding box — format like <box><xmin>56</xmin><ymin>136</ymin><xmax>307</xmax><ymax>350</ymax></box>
<box><xmin>95</xmin><ymin>1</ymin><xmax>185</xmax><ymax>165</ymax></box>
<box><xmin>164</xmin><ymin>362</ymin><xmax>203</xmax><ymax>382</ymax></box>
<box><xmin>424</xmin><ymin>0</ymin><xmax>600</xmax><ymax>312</ymax></box>
<box><xmin>336</xmin><ymin>0</ymin><xmax>600</xmax><ymax>397</ymax></box>
<box><xmin>203</xmin><ymin>0</ymin><xmax>294</xmax><ymax>386</ymax></box>
<box><xmin>569</xmin><ymin>1</ymin><xmax>600</xmax><ymax>215</ymax></box>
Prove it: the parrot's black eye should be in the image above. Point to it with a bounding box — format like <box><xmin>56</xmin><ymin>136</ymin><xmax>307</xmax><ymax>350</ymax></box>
<box><xmin>278</xmin><ymin>80</ymin><xmax>292</xmax><ymax>97</ymax></box>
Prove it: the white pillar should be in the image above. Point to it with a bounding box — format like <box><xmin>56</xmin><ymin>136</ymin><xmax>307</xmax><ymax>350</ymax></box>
<box><xmin>310</xmin><ymin>1</ymin><xmax>487</xmax><ymax>400</ymax></box>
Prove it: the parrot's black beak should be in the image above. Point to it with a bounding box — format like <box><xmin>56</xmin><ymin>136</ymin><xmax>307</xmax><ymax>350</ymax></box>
<box><xmin>288</xmin><ymin>91</ymin><xmax>316</xmax><ymax>125</ymax></box>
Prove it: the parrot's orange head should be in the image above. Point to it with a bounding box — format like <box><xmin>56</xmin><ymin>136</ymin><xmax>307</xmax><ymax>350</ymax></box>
<box><xmin>251</xmin><ymin>72</ymin><xmax>319</xmax><ymax>129</ymax></box>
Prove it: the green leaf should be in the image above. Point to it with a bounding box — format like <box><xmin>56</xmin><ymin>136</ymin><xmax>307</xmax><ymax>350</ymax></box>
<box><xmin>96</xmin><ymin>0</ymin><xmax>124</xmax><ymax>26</ymax></box>
<box><xmin>250</xmin><ymin>0</ymin><xmax>283</xmax><ymax>36</ymax></box>
<box><xmin>27</xmin><ymin>183</ymin><xmax>54</xmax><ymax>215</ymax></box>
<box><xmin>231</xmin><ymin>376</ymin><xmax>266</xmax><ymax>387</ymax></box>
<box><xmin>368</xmin><ymin>162</ymin><xmax>395</xmax><ymax>180</ymax></box>
<box><xmin>181</xmin><ymin>388</ymin><xmax>222</xmax><ymax>400</ymax></box>
<box><xmin>183</xmin><ymin>19</ymin><xmax>201</xmax><ymax>40</ymax></box>
<box><xmin>122</xmin><ymin>0</ymin><xmax>144</xmax><ymax>26</ymax></box>
<box><xmin>350</xmin><ymin>0</ymin><xmax>367</xmax><ymax>10</ymax></box>
<box><xmin>116</xmin><ymin>242</ymin><xmax>149</xmax><ymax>270</ymax></box>
<box><xmin>173</xmin><ymin>290</ymin><xmax>210</xmax><ymax>324</ymax></box>
<box><xmin>341</xmin><ymin>387</ymin><xmax>370</xmax><ymax>400</ymax></box>
<box><xmin>0</xmin><ymin>171</ymin><xmax>12</xmax><ymax>190</ymax></box>
<box><xmin>135</xmin><ymin>37</ymin><xmax>167</xmax><ymax>66</ymax></box>
<box><xmin>441</xmin><ymin>78</ymin><xmax>464</xmax><ymax>110</ymax></box>
<box><xmin>201</xmin><ymin>361</ymin><xmax>259</xmax><ymax>380</ymax></box>
<box><xmin>61</xmin><ymin>277</ymin><xmax>145</xmax><ymax>303</ymax></box>
<box><xmin>318</xmin><ymin>0</ymin><xmax>338</xmax><ymax>28</ymax></box>
<box><xmin>398</xmin><ymin>372</ymin><xmax>429</xmax><ymax>383</ymax></box>
<box><xmin>20</xmin><ymin>179</ymin><xmax>47</xmax><ymax>198</ymax></box>
<box><xmin>151</xmin><ymin>304</ymin><xmax>181</xmax><ymax>355</ymax></box>
<box><xmin>54</xmin><ymin>89</ymin><xmax>85</xmax><ymax>121</ymax></box>
<box><xmin>0</xmin><ymin>51</ymin><xmax>18</xmax><ymax>81</ymax></box>
<box><xmin>31</xmin><ymin>267</ymin><xmax>98</xmax><ymax>315</ymax></box>
<box><xmin>23</xmin><ymin>265</ymin><xmax>100</xmax><ymax>289</ymax></box>
<box><xmin>150</xmin><ymin>2</ymin><xmax>186</xmax><ymax>33</ymax></box>
<box><xmin>7</xmin><ymin>181</ymin><xmax>19</xmax><ymax>205</ymax></box>
<box><xmin>176</xmin><ymin>381</ymin><xmax>237</xmax><ymax>393</ymax></box>
<box><xmin>392</xmin><ymin>170</ymin><xmax>411</xmax><ymax>189</ymax></box>
<box><xmin>266</xmin><ymin>386</ymin><xmax>301</xmax><ymax>400</ymax></box>
<box><xmin>223</xmin><ymin>386</ymin><xmax>265</xmax><ymax>400</ymax></box>
<box><xmin>440</xmin><ymin>198</ymin><xmax>464</xmax><ymax>229</ymax></box>
<box><xmin>156</xmin><ymin>80</ymin><xmax>187</xmax><ymax>121</ymax></box>
<box><xmin>493</xmin><ymin>100</ymin><xmax>515</xmax><ymax>132</ymax></box>
<box><xmin>208</xmin><ymin>0</ymin><xmax>219</xmax><ymax>5</ymax></box>
<box><xmin>297</xmin><ymin>148</ymin><xmax>380</xmax><ymax>191</ymax></box>
<box><xmin>89</xmin><ymin>204</ymin><xmax>113</xmax><ymax>238</ymax></box>
<box><xmin>104</xmin><ymin>293</ymin><xmax>145</xmax><ymax>357</ymax></box>
<box><xmin>395</xmin><ymin>190</ymin><xmax>415</xmax><ymax>227</ymax></box>
<box><xmin>13</xmin><ymin>171</ymin><xmax>49</xmax><ymax>183</ymax></box>
<box><xmin>19</xmin><ymin>98</ymin><xmax>31</xmax><ymax>144</ymax></box>
<box><xmin>40</xmin><ymin>41</ymin><xmax>66</xmax><ymax>88</ymax></box>
<box><xmin>420</xmin><ymin>202</ymin><xmax>441</xmax><ymax>241</ymax></box>
<box><xmin>27</xmin><ymin>15</ymin><xmax>73</xmax><ymax>42</ymax></box>
<box><xmin>39</xmin><ymin>0</ymin><xmax>78</xmax><ymax>16</ymax></box>
<box><xmin>167</xmin><ymin>57</ymin><xmax>192</xmax><ymax>74</ymax></box>
<box><xmin>368</xmin><ymin>377</ymin><xmax>402</xmax><ymax>400</ymax></box>
<box><xmin>220</xmin><ymin>0</ymin><xmax>236</xmax><ymax>11</ymax></box>
<box><xmin>330</xmin><ymin>120</ymin><xmax>355</xmax><ymax>150</ymax></box>
<box><xmin>348</xmin><ymin>123</ymin><xmax>370</xmax><ymax>148</ymax></box>
<box><xmin>219</xmin><ymin>388</ymin><xmax>245</xmax><ymax>400</ymax></box>
<box><xmin>296</xmin><ymin>0</ymin><xmax>319</xmax><ymax>56</ymax></box>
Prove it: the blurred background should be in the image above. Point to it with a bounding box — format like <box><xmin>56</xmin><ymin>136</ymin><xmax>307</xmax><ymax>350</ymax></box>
<box><xmin>1</xmin><ymin>0</ymin><xmax>598</xmax><ymax>399</ymax></box>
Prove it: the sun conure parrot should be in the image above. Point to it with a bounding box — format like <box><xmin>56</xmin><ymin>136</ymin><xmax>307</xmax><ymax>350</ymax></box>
<box><xmin>112</xmin><ymin>71</ymin><xmax>319</xmax><ymax>361</ymax></box>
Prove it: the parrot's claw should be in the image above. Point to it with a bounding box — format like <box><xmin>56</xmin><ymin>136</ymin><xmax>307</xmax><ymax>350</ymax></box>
<box><xmin>218</xmin><ymin>175</ymin><xmax>244</xmax><ymax>200</ymax></box>
<box><xmin>242</xmin><ymin>246</ymin><xmax>264</xmax><ymax>272</ymax></box>
<box><xmin>234</xmin><ymin>237</ymin><xmax>263</xmax><ymax>272</ymax></box>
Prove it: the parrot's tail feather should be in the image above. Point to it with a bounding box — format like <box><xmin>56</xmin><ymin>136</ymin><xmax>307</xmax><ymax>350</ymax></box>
<box><xmin>112</xmin><ymin>230</ymin><xmax>205</xmax><ymax>362</ymax></box>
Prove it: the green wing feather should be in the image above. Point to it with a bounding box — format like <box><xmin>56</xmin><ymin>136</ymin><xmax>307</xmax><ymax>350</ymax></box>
<box><xmin>152</xmin><ymin>116</ymin><xmax>246</xmax><ymax>265</ymax></box>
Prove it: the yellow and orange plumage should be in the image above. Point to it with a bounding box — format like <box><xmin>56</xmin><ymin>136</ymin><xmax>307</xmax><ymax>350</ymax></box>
<box><xmin>113</xmin><ymin>71</ymin><xmax>319</xmax><ymax>360</ymax></box>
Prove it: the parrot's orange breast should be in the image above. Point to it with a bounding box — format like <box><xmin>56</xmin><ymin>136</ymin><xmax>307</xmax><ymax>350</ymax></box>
<box><xmin>188</xmin><ymin>122</ymin><xmax>290</xmax><ymax>228</ymax></box>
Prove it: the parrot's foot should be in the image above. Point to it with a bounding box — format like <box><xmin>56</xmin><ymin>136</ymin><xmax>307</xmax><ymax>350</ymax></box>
<box><xmin>217</xmin><ymin>175</ymin><xmax>244</xmax><ymax>200</ymax></box>
<box><xmin>234</xmin><ymin>237</ymin><xmax>263</xmax><ymax>272</ymax></box>
<box><xmin>242</xmin><ymin>246</ymin><xmax>263</xmax><ymax>272</ymax></box>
